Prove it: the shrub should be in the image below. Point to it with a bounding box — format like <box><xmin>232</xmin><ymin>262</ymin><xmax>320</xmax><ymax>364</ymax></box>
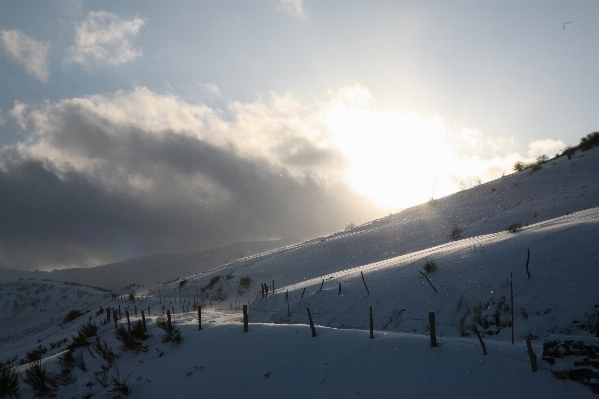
<box><xmin>344</xmin><ymin>222</ymin><xmax>356</xmax><ymax>231</ymax></box>
<box><xmin>513</xmin><ymin>161</ymin><xmax>526</xmax><ymax>172</ymax></box>
<box><xmin>536</xmin><ymin>154</ymin><xmax>549</xmax><ymax>165</ymax></box>
<box><xmin>423</xmin><ymin>260</ymin><xmax>437</xmax><ymax>274</ymax></box>
<box><xmin>109</xmin><ymin>365</ymin><xmax>132</xmax><ymax>396</ymax></box>
<box><xmin>128</xmin><ymin>290</ymin><xmax>136</xmax><ymax>301</ymax></box>
<box><xmin>447</xmin><ymin>225</ymin><xmax>463</xmax><ymax>241</ymax></box>
<box><xmin>22</xmin><ymin>363</ymin><xmax>59</xmax><ymax>398</ymax></box>
<box><xmin>239</xmin><ymin>276</ymin><xmax>252</xmax><ymax>288</ymax></box>
<box><xmin>92</xmin><ymin>338</ymin><xmax>119</xmax><ymax>365</ymax></box>
<box><xmin>579</xmin><ymin>131</ymin><xmax>599</xmax><ymax>151</ymax></box>
<box><xmin>530</xmin><ymin>164</ymin><xmax>542</xmax><ymax>172</ymax></box>
<box><xmin>506</xmin><ymin>223</ymin><xmax>522</xmax><ymax>233</ymax></box>
<box><xmin>179</xmin><ymin>279</ymin><xmax>187</xmax><ymax>288</ymax></box>
<box><xmin>155</xmin><ymin>315</ymin><xmax>182</xmax><ymax>344</ymax></box>
<box><xmin>225</xmin><ymin>274</ymin><xmax>233</xmax><ymax>281</ymax></box>
<box><xmin>67</xmin><ymin>322</ymin><xmax>99</xmax><ymax>351</ymax></box>
<box><xmin>114</xmin><ymin>326</ymin><xmax>146</xmax><ymax>353</ymax></box>
<box><xmin>0</xmin><ymin>362</ymin><xmax>20</xmax><ymax>399</ymax></box>
<box><xmin>19</xmin><ymin>346</ymin><xmax>47</xmax><ymax>365</ymax></box>
<box><xmin>63</xmin><ymin>309</ymin><xmax>83</xmax><ymax>323</ymax></box>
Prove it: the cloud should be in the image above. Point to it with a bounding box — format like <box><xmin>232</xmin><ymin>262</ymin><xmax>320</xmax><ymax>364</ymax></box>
<box><xmin>65</xmin><ymin>11</ymin><xmax>145</xmax><ymax>67</ymax></box>
<box><xmin>277</xmin><ymin>0</ymin><xmax>305</xmax><ymax>17</ymax></box>
<box><xmin>527</xmin><ymin>138</ymin><xmax>566</xmax><ymax>158</ymax></box>
<box><xmin>0</xmin><ymin>29</ymin><xmax>50</xmax><ymax>82</ymax></box>
<box><xmin>1</xmin><ymin>87</ymin><xmax>379</xmax><ymax>271</ymax></box>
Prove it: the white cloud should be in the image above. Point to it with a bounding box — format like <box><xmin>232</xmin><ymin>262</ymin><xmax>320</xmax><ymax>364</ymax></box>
<box><xmin>0</xmin><ymin>30</ymin><xmax>50</xmax><ymax>82</ymax></box>
<box><xmin>527</xmin><ymin>139</ymin><xmax>566</xmax><ymax>158</ymax></box>
<box><xmin>277</xmin><ymin>0</ymin><xmax>305</xmax><ymax>17</ymax></box>
<box><xmin>65</xmin><ymin>11</ymin><xmax>145</xmax><ymax>67</ymax></box>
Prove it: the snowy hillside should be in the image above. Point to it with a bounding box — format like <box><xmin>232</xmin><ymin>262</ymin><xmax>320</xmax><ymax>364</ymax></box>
<box><xmin>1</xmin><ymin>147</ymin><xmax>598</xmax><ymax>398</ymax></box>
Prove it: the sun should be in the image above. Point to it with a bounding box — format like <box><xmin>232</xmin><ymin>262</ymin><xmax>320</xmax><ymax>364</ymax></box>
<box><xmin>322</xmin><ymin>86</ymin><xmax>455</xmax><ymax>211</ymax></box>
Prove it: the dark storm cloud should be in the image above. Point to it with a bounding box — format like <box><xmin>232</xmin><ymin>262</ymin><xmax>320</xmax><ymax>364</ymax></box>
<box><xmin>0</xmin><ymin>95</ymin><xmax>381</xmax><ymax>270</ymax></box>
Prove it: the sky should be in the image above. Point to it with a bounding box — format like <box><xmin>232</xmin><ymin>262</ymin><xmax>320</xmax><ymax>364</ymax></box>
<box><xmin>1</xmin><ymin>0</ymin><xmax>598</xmax><ymax>271</ymax></box>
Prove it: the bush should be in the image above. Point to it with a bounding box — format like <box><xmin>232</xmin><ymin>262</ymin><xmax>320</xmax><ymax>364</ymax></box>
<box><xmin>0</xmin><ymin>362</ymin><xmax>20</xmax><ymax>399</ymax></box>
<box><xmin>67</xmin><ymin>322</ymin><xmax>99</xmax><ymax>351</ymax></box>
<box><xmin>239</xmin><ymin>276</ymin><xmax>252</xmax><ymax>288</ymax></box>
<box><xmin>513</xmin><ymin>161</ymin><xmax>526</xmax><ymax>172</ymax></box>
<box><xmin>114</xmin><ymin>326</ymin><xmax>146</xmax><ymax>353</ymax></box>
<box><xmin>128</xmin><ymin>290</ymin><xmax>136</xmax><ymax>301</ymax></box>
<box><xmin>447</xmin><ymin>225</ymin><xmax>463</xmax><ymax>241</ymax></box>
<box><xmin>579</xmin><ymin>131</ymin><xmax>599</xmax><ymax>151</ymax></box>
<box><xmin>179</xmin><ymin>279</ymin><xmax>187</xmax><ymax>288</ymax></box>
<box><xmin>19</xmin><ymin>346</ymin><xmax>46</xmax><ymax>365</ymax></box>
<box><xmin>92</xmin><ymin>338</ymin><xmax>119</xmax><ymax>365</ymax></box>
<box><xmin>22</xmin><ymin>363</ymin><xmax>59</xmax><ymax>398</ymax></box>
<box><xmin>423</xmin><ymin>260</ymin><xmax>437</xmax><ymax>274</ymax></box>
<box><xmin>344</xmin><ymin>222</ymin><xmax>356</xmax><ymax>231</ymax></box>
<box><xmin>155</xmin><ymin>315</ymin><xmax>182</xmax><ymax>344</ymax></box>
<box><xmin>63</xmin><ymin>309</ymin><xmax>83</xmax><ymax>323</ymax></box>
<box><xmin>506</xmin><ymin>223</ymin><xmax>522</xmax><ymax>233</ymax></box>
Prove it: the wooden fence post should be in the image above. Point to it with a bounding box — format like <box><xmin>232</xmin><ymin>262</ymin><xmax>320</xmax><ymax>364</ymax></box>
<box><xmin>118</xmin><ymin>305</ymin><xmax>121</xmax><ymax>319</ymax></box>
<box><xmin>198</xmin><ymin>306</ymin><xmax>202</xmax><ymax>331</ymax></box>
<box><xmin>126</xmin><ymin>310</ymin><xmax>131</xmax><ymax>331</ymax></box>
<box><xmin>369</xmin><ymin>307</ymin><xmax>374</xmax><ymax>339</ymax></box>
<box><xmin>141</xmin><ymin>310</ymin><xmax>147</xmax><ymax>332</ymax></box>
<box><xmin>134</xmin><ymin>305</ymin><xmax>137</xmax><ymax>316</ymax></box>
<box><xmin>429</xmin><ymin>311</ymin><xmax>437</xmax><ymax>347</ymax></box>
<box><xmin>261</xmin><ymin>284</ymin><xmax>265</xmax><ymax>298</ymax></box>
<box><xmin>285</xmin><ymin>290</ymin><xmax>288</xmax><ymax>302</ymax></box>
<box><xmin>360</xmin><ymin>271</ymin><xmax>370</xmax><ymax>296</ymax></box>
<box><xmin>338</xmin><ymin>282</ymin><xmax>342</xmax><ymax>294</ymax></box>
<box><xmin>525</xmin><ymin>249</ymin><xmax>531</xmax><ymax>279</ymax></box>
<box><xmin>418</xmin><ymin>271</ymin><xmax>438</xmax><ymax>293</ymax></box>
<box><xmin>243</xmin><ymin>305</ymin><xmax>248</xmax><ymax>333</ymax></box>
<box><xmin>301</xmin><ymin>287</ymin><xmax>306</xmax><ymax>298</ymax></box>
<box><xmin>472</xmin><ymin>324</ymin><xmax>487</xmax><ymax>355</ymax></box>
<box><xmin>318</xmin><ymin>279</ymin><xmax>324</xmax><ymax>292</ymax></box>
<box><xmin>167</xmin><ymin>310</ymin><xmax>172</xmax><ymax>330</ymax></box>
<box><xmin>307</xmin><ymin>308</ymin><xmax>317</xmax><ymax>337</ymax></box>
<box><xmin>272</xmin><ymin>280</ymin><xmax>275</xmax><ymax>294</ymax></box>
<box><xmin>113</xmin><ymin>309</ymin><xmax>117</xmax><ymax>328</ymax></box>
<box><xmin>265</xmin><ymin>285</ymin><xmax>269</xmax><ymax>297</ymax></box>
<box><xmin>148</xmin><ymin>306</ymin><xmax>150</xmax><ymax>315</ymax></box>
<box><xmin>526</xmin><ymin>339</ymin><xmax>537</xmax><ymax>372</ymax></box>
<box><xmin>106</xmin><ymin>307</ymin><xmax>111</xmax><ymax>322</ymax></box>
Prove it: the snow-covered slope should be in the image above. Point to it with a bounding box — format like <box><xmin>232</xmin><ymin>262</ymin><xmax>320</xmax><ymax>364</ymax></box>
<box><xmin>1</xmin><ymin>147</ymin><xmax>598</xmax><ymax>398</ymax></box>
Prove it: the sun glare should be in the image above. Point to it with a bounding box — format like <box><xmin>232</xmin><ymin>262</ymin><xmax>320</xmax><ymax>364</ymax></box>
<box><xmin>323</xmin><ymin>86</ymin><xmax>475</xmax><ymax>211</ymax></box>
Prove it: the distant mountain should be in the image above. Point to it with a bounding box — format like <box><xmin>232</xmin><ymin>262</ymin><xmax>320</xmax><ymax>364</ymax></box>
<box><xmin>0</xmin><ymin>239</ymin><xmax>298</xmax><ymax>290</ymax></box>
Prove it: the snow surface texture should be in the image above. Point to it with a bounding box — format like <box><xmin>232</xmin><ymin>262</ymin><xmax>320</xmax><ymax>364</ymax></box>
<box><xmin>1</xmin><ymin>147</ymin><xmax>598</xmax><ymax>397</ymax></box>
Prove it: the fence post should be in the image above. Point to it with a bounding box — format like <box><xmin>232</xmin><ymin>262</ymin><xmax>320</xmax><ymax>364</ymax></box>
<box><xmin>113</xmin><ymin>309</ymin><xmax>118</xmax><ymax>328</ymax></box>
<box><xmin>106</xmin><ymin>307</ymin><xmax>111</xmax><ymax>322</ymax></box>
<box><xmin>338</xmin><ymin>282</ymin><xmax>342</xmax><ymax>294</ymax></box>
<box><xmin>118</xmin><ymin>305</ymin><xmax>121</xmax><ymax>319</ymax></box>
<box><xmin>472</xmin><ymin>324</ymin><xmax>487</xmax><ymax>355</ymax></box>
<box><xmin>418</xmin><ymin>271</ymin><xmax>438</xmax><ymax>293</ymax></box>
<box><xmin>167</xmin><ymin>310</ymin><xmax>172</xmax><ymax>330</ymax></box>
<box><xmin>126</xmin><ymin>310</ymin><xmax>131</xmax><ymax>331</ymax></box>
<box><xmin>429</xmin><ymin>311</ymin><xmax>437</xmax><ymax>347</ymax></box>
<box><xmin>369</xmin><ymin>307</ymin><xmax>374</xmax><ymax>339</ymax></box>
<box><xmin>261</xmin><ymin>284</ymin><xmax>265</xmax><ymax>298</ymax></box>
<box><xmin>198</xmin><ymin>306</ymin><xmax>202</xmax><ymax>331</ymax></box>
<box><xmin>141</xmin><ymin>310</ymin><xmax>147</xmax><ymax>331</ymax></box>
<box><xmin>243</xmin><ymin>305</ymin><xmax>248</xmax><ymax>332</ymax></box>
<box><xmin>525</xmin><ymin>249</ymin><xmax>531</xmax><ymax>279</ymax></box>
<box><xmin>272</xmin><ymin>280</ymin><xmax>275</xmax><ymax>295</ymax></box>
<box><xmin>526</xmin><ymin>339</ymin><xmax>537</xmax><ymax>372</ymax></box>
<box><xmin>285</xmin><ymin>290</ymin><xmax>288</xmax><ymax>302</ymax></box>
<box><xmin>360</xmin><ymin>271</ymin><xmax>370</xmax><ymax>296</ymax></box>
<box><xmin>307</xmin><ymin>308</ymin><xmax>317</xmax><ymax>337</ymax></box>
<box><xmin>301</xmin><ymin>287</ymin><xmax>306</xmax><ymax>298</ymax></box>
<box><xmin>134</xmin><ymin>305</ymin><xmax>137</xmax><ymax>316</ymax></box>
<box><xmin>148</xmin><ymin>306</ymin><xmax>150</xmax><ymax>315</ymax></box>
